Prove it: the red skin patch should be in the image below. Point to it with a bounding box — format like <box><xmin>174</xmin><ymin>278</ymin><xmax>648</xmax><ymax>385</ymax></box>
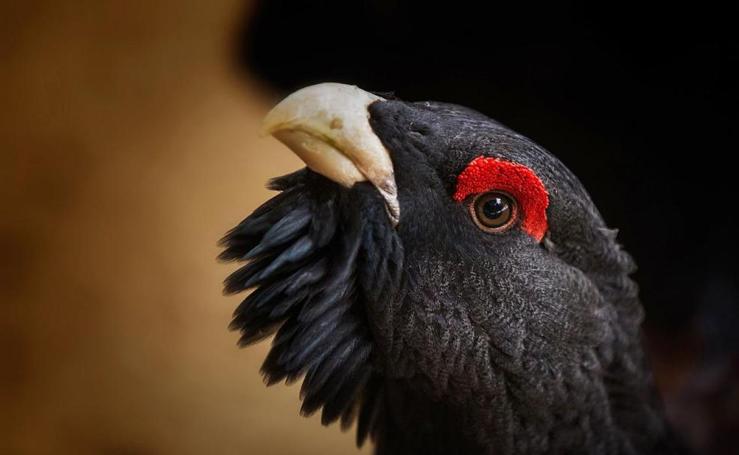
<box><xmin>453</xmin><ymin>156</ymin><xmax>549</xmax><ymax>242</ymax></box>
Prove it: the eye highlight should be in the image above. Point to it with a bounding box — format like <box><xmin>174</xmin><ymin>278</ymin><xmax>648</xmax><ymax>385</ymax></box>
<box><xmin>470</xmin><ymin>191</ymin><xmax>518</xmax><ymax>233</ymax></box>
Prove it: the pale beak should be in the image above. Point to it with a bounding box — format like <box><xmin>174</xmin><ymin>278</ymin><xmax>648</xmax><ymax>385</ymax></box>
<box><xmin>262</xmin><ymin>83</ymin><xmax>399</xmax><ymax>226</ymax></box>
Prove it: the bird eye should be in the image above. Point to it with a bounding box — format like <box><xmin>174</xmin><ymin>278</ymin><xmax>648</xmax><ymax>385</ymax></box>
<box><xmin>470</xmin><ymin>192</ymin><xmax>517</xmax><ymax>233</ymax></box>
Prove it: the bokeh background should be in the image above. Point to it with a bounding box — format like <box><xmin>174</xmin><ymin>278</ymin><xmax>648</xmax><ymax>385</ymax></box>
<box><xmin>2</xmin><ymin>1</ymin><xmax>737</xmax><ymax>454</ymax></box>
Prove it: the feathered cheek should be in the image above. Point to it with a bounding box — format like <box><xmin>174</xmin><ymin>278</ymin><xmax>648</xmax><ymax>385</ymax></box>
<box><xmin>453</xmin><ymin>156</ymin><xmax>549</xmax><ymax>242</ymax></box>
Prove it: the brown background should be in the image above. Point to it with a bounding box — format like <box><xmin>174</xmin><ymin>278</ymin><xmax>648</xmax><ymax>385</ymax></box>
<box><xmin>1</xmin><ymin>1</ymin><xmax>369</xmax><ymax>453</ymax></box>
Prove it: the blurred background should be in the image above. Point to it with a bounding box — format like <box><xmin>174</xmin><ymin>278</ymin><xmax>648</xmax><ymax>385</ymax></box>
<box><xmin>2</xmin><ymin>1</ymin><xmax>737</xmax><ymax>454</ymax></box>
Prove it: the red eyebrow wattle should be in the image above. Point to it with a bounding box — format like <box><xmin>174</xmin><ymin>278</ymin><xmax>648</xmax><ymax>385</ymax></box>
<box><xmin>453</xmin><ymin>156</ymin><xmax>549</xmax><ymax>242</ymax></box>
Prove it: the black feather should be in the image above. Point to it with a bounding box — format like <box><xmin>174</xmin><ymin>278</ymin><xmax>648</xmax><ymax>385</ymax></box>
<box><xmin>222</xmin><ymin>254</ymin><xmax>277</xmax><ymax>295</ymax></box>
<box><xmin>356</xmin><ymin>376</ymin><xmax>383</xmax><ymax>447</ymax></box>
<box><xmin>220</xmin><ymin>170</ymin><xmax>381</xmax><ymax>440</ymax></box>
<box><xmin>243</xmin><ymin>206</ymin><xmax>312</xmax><ymax>260</ymax></box>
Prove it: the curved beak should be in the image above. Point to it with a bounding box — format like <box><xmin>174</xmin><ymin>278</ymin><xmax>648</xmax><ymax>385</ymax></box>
<box><xmin>262</xmin><ymin>83</ymin><xmax>399</xmax><ymax>226</ymax></box>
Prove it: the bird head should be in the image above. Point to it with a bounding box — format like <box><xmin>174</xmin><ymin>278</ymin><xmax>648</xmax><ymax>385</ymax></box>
<box><xmin>220</xmin><ymin>83</ymin><xmax>655</xmax><ymax>450</ymax></box>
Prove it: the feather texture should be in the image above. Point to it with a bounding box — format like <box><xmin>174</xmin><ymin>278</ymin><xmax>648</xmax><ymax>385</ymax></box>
<box><xmin>219</xmin><ymin>170</ymin><xmax>390</xmax><ymax>440</ymax></box>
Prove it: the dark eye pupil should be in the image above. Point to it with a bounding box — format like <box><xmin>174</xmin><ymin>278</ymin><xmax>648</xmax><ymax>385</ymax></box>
<box><xmin>483</xmin><ymin>197</ymin><xmax>508</xmax><ymax>220</ymax></box>
<box><xmin>472</xmin><ymin>192</ymin><xmax>515</xmax><ymax>230</ymax></box>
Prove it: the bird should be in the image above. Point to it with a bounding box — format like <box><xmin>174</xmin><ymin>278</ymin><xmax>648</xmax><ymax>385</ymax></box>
<box><xmin>219</xmin><ymin>83</ymin><xmax>682</xmax><ymax>454</ymax></box>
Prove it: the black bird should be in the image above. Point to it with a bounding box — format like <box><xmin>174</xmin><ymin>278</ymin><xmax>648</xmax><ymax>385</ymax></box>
<box><xmin>220</xmin><ymin>83</ymin><xmax>680</xmax><ymax>454</ymax></box>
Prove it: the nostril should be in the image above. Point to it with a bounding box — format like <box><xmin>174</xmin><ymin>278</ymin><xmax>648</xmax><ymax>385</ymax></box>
<box><xmin>409</xmin><ymin>122</ymin><xmax>432</xmax><ymax>137</ymax></box>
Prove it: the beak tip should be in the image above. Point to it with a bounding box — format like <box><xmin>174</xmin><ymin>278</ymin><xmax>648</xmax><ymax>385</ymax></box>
<box><xmin>388</xmin><ymin>206</ymin><xmax>400</xmax><ymax>227</ymax></box>
<box><xmin>262</xmin><ymin>82</ymin><xmax>399</xmax><ymax>227</ymax></box>
<box><xmin>374</xmin><ymin>176</ymin><xmax>400</xmax><ymax>227</ymax></box>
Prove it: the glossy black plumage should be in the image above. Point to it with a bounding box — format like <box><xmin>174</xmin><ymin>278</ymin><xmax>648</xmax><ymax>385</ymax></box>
<box><xmin>221</xmin><ymin>98</ymin><xmax>683</xmax><ymax>454</ymax></box>
<box><xmin>220</xmin><ymin>172</ymin><xmax>394</xmax><ymax>444</ymax></box>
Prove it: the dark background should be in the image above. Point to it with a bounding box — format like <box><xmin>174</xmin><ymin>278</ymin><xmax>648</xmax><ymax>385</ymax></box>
<box><xmin>240</xmin><ymin>1</ymin><xmax>739</xmax><ymax>452</ymax></box>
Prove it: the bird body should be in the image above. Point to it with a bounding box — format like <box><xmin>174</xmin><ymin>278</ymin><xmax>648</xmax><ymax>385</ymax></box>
<box><xmin>221</xmin><ymin>84</ymin><xmax>678</xmax><ymax>454</ymax></box>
